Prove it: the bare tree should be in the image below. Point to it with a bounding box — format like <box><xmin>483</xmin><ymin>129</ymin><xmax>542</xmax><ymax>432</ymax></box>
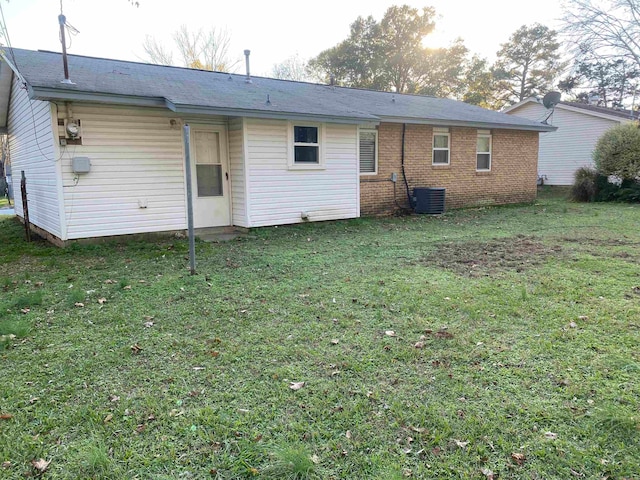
<box><xmin>271</xmin><ymin>54</ymin><xmax>310</xmax><ymax>81</ymax></box>
<box><xmin>562</xmin><ymin>0</ymin><xmax>640</xmax><ymax>70</ymax></box>
<box><xmin>142</xmin><ymin>35</ymin><xmax>173</xmax><ymax>65</ymax></box>
<box><xmin>142</xmin><ymin>25</ymin><xmax>240</xmax><ymax>72</ymax></box>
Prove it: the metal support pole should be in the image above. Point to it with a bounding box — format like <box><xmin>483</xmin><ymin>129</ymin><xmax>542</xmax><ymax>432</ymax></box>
<box><xmin>20</xmin><ymin>171</ymin><xmax>31</xmax><ymax>242</ymax></box>
<box><xmin>183</xmin><ymin>124</ymin><xmax>196</xmax><ymax>275</ymax></box>
<box><xmin>58</xmin><ymin>14</ymin><xmax>71</xmax><ymax>83</ymax></box>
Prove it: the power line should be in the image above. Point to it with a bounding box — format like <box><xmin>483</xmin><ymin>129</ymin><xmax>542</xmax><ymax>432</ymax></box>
<box><xmin>0</xmin><ymin>1</ymin><xmax>20</xmax><ymax>75</ymax></box>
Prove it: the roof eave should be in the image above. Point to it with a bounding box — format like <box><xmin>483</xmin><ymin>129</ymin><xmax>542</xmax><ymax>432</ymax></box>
<box><xmin>166</xmin><ymin>101</ymin><xmax>379</xmax><ymax>124</ymax></box>
<box><xmin>29</xmin><ymin>86</ymin><xmax>167</xmax><ymax>108</ymax></box>
<box><xmin>379</xmin><ymin>116</ymin><xmax>557</xmax><ymax>132</ymax></box>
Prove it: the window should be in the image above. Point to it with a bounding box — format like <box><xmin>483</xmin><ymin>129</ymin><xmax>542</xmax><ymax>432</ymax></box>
<box><xmin>476</xmin><ymin>130</ymin><xmax>492</xmax><ymax>171</ymax></box>
<box><xmin>359</xmin><ymin>129</ymin><xmax>377</xmax><ymax>174</ymax></box>
<box><xmin>194</xmin><ymin>131</ymin><xmax>223</xmax><ymax>197</ymax></box>
<box><xmin>432</xmin><ymin>127</ymin><xmax>450</xmax><ymax>165</ymax></box>
<box><xmin>293</xmin><ymin>125</ymin><xmax>319</xmax><ymax>164</ymax></box>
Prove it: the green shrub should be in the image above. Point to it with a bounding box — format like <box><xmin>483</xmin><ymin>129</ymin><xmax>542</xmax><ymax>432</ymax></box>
<box><xmin>571</xmin><ymin>167</ymin><xmax>599</xmax><ymax>202</ymax></box>
<box><xmin>593</xmin><ymin>122</ymin><xmax>640</xmax><ymax>181</ymax></box>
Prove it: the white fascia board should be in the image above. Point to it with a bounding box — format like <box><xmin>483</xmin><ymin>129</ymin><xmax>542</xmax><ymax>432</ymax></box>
<box><xmin>555</xmin><ymin>103</ymin><xmax>632</xmax><ymax>123</ymax></box>
<box><xmin>502</xmin><ymin>98</ymin><xmax>539</xmax><ymax>113</ymax></box>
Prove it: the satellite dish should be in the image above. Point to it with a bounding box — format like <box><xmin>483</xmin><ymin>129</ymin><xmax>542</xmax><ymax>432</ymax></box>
<box><xmin>542</xmin><ymin>91</ymin><xmax>561</xmax><ymax>109</ymax></box>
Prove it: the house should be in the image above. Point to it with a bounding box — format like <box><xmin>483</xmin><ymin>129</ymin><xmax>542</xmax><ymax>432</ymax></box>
<box><xmin>504</xmin><ymin>98</ymin><xmax>637</xmax><ymax>186</ymax></box>
<box><xmin>0</xmin><ymin>48</ymin><xmax>553</xmax><ymax>245</ymax></box>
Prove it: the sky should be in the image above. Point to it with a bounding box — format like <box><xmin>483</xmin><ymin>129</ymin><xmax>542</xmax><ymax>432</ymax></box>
<box><xmin>2</xmin><ymin>0</ymin><xmax>564</xmax><ymax>76</ymax></box>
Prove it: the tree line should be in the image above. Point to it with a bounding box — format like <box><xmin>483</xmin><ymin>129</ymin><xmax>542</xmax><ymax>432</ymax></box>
<box><xmin>142</xmin><ymin>0</ymin><xmax>640</xmax><ymax>111</ymax></box>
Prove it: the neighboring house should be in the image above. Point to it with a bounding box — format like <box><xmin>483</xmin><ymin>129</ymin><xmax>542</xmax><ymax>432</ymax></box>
<box><xmin>0</xmin><ymin>49</ymin><xmax>553</xmax><ymax>245</ymax></box>
<box><xmin>504</xmin><ymin>98</ymin><xmax>637</xmax><ymax>186</ymax></box>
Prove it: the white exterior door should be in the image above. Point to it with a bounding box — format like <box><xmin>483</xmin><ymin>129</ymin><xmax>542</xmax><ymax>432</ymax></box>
<box><xmin>190</xmin><ymin>127</ymin><xmax>231</xmax><ymax>228</ymax></box>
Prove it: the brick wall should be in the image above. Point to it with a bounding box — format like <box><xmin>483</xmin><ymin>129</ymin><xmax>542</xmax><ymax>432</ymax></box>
<box><xmin>360</xmin><ymin>123</ymin><xmax>539</xmax><ymax>215</ymax></box>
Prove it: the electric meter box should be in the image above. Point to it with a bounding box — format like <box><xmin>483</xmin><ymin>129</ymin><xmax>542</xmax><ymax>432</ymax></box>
<box><xmin>72</xmin><ymin>157</ymin><xmax>91</xmax><ymax>174</ymax></box>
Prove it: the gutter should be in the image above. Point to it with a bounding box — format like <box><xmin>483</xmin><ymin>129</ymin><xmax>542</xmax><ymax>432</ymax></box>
<box><xmin>165</xmin><ymin>100</ymin><xmax>379</xmax><ymax>124</ymax></box>
<box><xmin>379</xmin><ymin>115</ymin><xmax>557</xmax><ymax>132</ymax></box>
<box><xmin>29</xmin><ymin>86</ymin><xmax>167</xmax><ymax>108</ymax></box>
<box><xmin>28</xmin><ymin>86</ymin><xmax>379</xmax><ymax>125</ymax></box>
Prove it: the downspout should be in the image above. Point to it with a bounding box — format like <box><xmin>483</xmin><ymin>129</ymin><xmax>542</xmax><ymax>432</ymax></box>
<box><xmin>400</xmin><ymin>123</ymin><xmax>412</xmax><ymax>209</ymax></box>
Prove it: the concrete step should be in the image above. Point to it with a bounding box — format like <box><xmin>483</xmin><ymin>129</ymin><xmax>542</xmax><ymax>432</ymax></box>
<box><xmin>194</xmin><ymin>226</ymin><xmax>247</xmax><ymax>242</ymax></box>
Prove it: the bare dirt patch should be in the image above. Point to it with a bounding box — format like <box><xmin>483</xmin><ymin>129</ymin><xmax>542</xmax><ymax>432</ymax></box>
<box><xmin>423</xmin><ymin>235</ymin><xmax>562</xmax><ymax>277</ymax></box>
<box><xmin>560</xmin><ymin>236</ymin><xmax>640</xmax><ymax>263</ymax></box>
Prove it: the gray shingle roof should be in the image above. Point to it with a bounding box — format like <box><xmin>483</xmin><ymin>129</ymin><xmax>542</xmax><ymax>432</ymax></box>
<box><xmin>560</xmin><ymin>101</ymin><xmax>639</xmax><ymax>121</ymax></box>
<box><xmin>6</xmin><ymin>48</ymin><xmax>554</xmax><ymax>131</ymax></box>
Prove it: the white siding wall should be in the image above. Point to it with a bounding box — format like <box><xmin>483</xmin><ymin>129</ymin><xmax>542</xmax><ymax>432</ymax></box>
<box><xmin>228</xmin><ymin>117</ymin><xmax>248</xmax><ymax>227</ymax></box>
<box><xmin>59</xmin><ymin>105</ymin><xmax>187</xmax><ymax>239</ymax></box>
<box><xmin>508</xmin><ymin>102</ymin><xmax>622</xmax><ymax>185</ymax></box>
<box><xmin>7</xmin><ymin>76</ymin><xmax>63</xmax><ymax>238</ymax></box>
<box><xmin>245</xmin><ymin>119</ymin><xmax>359</xmax><ymax>227</ymax></box>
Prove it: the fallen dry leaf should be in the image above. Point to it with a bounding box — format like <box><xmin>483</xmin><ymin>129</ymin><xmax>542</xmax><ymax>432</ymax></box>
<box><xmin>105</xmin><ymin>279</ymin><xmax>115</xmax><ymax>284</ymax></box>
<box><xmin>289</xmin><ymin>381</ymin><xmax>305</xmax><ymax>391</ymax></box>
<box><xmin>74</xmin><ymin>302</ymin><xmax>84</xmax><ymax>308</ymax></box>
<box><xmin>210</xmin><ymin>351</ymin><xmax>220</xmax><ymax>358</ymax></box>
<box><xmin>545</xmin><ymin>431</ymin><xmax>558</xmax><ymax>440</ymax></box>
<box><xmin>578</xmin><ymin>315</ymin><xmax>589</xmax><ymax>321</ymax></box>
<box><xmin>103</xmin><ymin>414</ymin><xmax>113</xmax><ymax>423</ymax></box>
<box><xmin>345</xmin><ymin>430</ymin><xmax>352</xmax><ymax>439</ymax></box>
<box><xmin>2</xmin><ymin>461</ymin><xmax>10</xmax><ymax>468</ymax></box>
<box><xmin>31</xmin><ymin>458</ymin><xmax>51</xmax><ymax>473</ymax></box>
<box><xmin>410</xmin><ymin>426</ymin><xmax>426</xmax><ymax>434</ymax></box>
<box><xmin>569</xmin><ymin>322</ymin><xmax>577</xmax><ymax>328</ymax></box>
<box><xmin>0</xmin><ymin>413</ymin><xmax>13</xmax><ymax>420</ymax></box>
<box><xmin>143</xmin><ymin>315</ymin><xmax>154</xmax><ymax>321</ymax></box>
<box><xmin>135</xmin><ymin>424</ymin><xmax>146</xmax><ymax>433</ymax></box>
<box><xmin>130</xmin><ymin>343</ymin><xmax>142</xmax><ymax>354</ymax></box>
<box><xmin>384</xmin><ymin>330</ymin><xmax>397</xmax><ymax>337</ymax></box>
<box><xmin>109</xmin><ymin>394</ymin><xmax>120</xmax><ymax>403</ymax></box>
<box><xmin>435</xmin><ymin>331</ymin><xmax>454</xmax><ymax>339</ymax></box>
<box><xmin>97</xmin><ymin>298</ymin><xmax>107</xmax><ymax>305</ymax></box>
<box><xmin>35</xmin><ymin>281</ymin><xmax>44</xmax><ymax>287</ymax></box>
<box><xmin>143</xmin><ymin>321</ymin><xmax>154</xmax><ymax>328</ymax></box>
<box><xmin>512</xmin><ymin>452</ymin><xmax>526</xmax><ymax>465</ymax></box>
<box><xmin>414</xmin><ymin>341</ymin><xmax>425</xmax><ymax>349</ymax></box>
<box><xmin>633</xmin><ymin>286</ymin><xmax>640</xmax><ymax>295</ymax></box>
<box><xmin>20</xmin><ymin>308</ymin><xmax>30</xmax><ymax>314</ymax></box>
<box><xmin>331</xmin><ymin>339</ymin><xmax>339</xmax><ymax>345</ymax></box>
<box><xmin>123</xmin><ymin>285</ymin><xmax>132</xmax><ymax>290</ymax></box>
<box><xmin>311</xmin><ymin>454</ymin><xmax>319</xmax><ymax>464</ymax></box>
<box><xmin>454</xmin><ymin>439</ymin><xmax>469</xmax><ymax>448</ymax></box>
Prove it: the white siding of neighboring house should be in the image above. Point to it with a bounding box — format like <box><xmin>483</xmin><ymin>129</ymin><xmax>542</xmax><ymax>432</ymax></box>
<box><xmin>245</xmin><ymin>119</ymin><xmax>359</xmax><ymax>227</ymax></box>
<box><xmin>507</xmin><ymin>102</ymin><xmax>623</xmax><ymax>185</ymax></box>
<box><xmin>58</xmin><ymin>105</ymin><xmax>188</xmax><ymax>239</ymax></box>
<box><xmin>228</xmin><ymin>117</ymin><xmax>248</xmax><ymax>227</ymax></box>
<box><xmin>7</xmin><ymin>76</ymin><xmax>64</xmax><ymax>238</ymax></box>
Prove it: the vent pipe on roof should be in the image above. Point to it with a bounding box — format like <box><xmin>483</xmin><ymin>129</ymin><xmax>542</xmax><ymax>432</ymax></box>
<box><xmin>329</xmin><ymin>74</ymin><xmax>336</xmax><ymax>86</ymax></box>
<box><xmin>58</xmin><ymin>14</ymin><xmax>74</xmax><ymax>85</ymax></box>
<box><xmin>244</xmin><ymin>50</ymin><xmax>252</xmax><ymax>84</ymax></box>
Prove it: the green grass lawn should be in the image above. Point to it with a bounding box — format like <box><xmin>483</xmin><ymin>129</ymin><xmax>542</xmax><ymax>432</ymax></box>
<box><xmin>0</xmin><ymin>194</ymin><xmax>639</xmax><ymax>479</ymax></box>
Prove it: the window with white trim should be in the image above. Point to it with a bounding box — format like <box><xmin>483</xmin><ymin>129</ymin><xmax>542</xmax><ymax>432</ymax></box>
<box><xmin>476</xmin><ymin>130</ymin><xmax>492</xmax><ymax>171</ymax></box>
<box><xmin>432</xmin><ymin>127</ymin><xmax>450</xmax><ymax>165</ymax></box>
<box><xmin>359</xmin><ymin>129</ymin><xmax>377</xmax><ymax>174</ymax></box>
<box><xmin>293</xmin><ymin>125</ymin><xmax>320</xmax><ymax>164</ymax></box>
